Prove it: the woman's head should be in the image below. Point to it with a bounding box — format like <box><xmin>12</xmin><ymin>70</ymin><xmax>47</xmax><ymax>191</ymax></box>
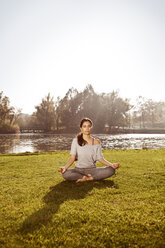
<box><xmin>80</xmin><ymin>117</ymin><xmax>93</xmax><ymax>128</ymax></box>
<box><xmin>80</xmin><ymin>118</ymin><xmax>93</xmax><ymax>135</ymax></box>
<box><xmin>77</xmin><ymin>118</ymin><xmax>93</xmax><ymax>146</ymax></box>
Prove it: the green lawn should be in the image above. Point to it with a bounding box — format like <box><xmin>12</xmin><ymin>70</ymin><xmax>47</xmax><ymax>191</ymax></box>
<box><xmin>0</xmin><ymin>149</ymin><xmax>165</xmax><ymax>248</ymax></box>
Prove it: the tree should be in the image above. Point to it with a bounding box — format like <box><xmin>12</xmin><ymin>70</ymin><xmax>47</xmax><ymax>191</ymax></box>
<box><xmin>56</xmin><ymin>87</ymin><xmax>82</xmax><ymax>132</ymax></box>
<box><xmin>104</xmin><ymin>91</ymin><xmax>132</xmax><ymax>131</ymax></box>
<box><xmin>79</xmin><ymin>85</ymin><xmax>107</xmax><ymax>132</ymax></box>
<box><xmin>155</xmin><ymin>102</ymin><xmax>165</xmax><ymax>127</ymax></box>
<box><xmin>132</xmin><ymin>97</ymin><xmax>165</xmax><ymax>128</ymax></box>
<box><xmin>0</xmin><ymin>91</ymin><xmax>14</xmax><ymax>123</ymax></box>
<box><xmin>56</xmin><ymin>84</ymin><xmax>106</xmax><ymax>133</ymax></box>
<box><xmin>0</xmin><ymin>91</ymin><xmax>20</xmax><ymax>133</ymax></box>
<box><xmin>34</xmin><ymin>93</ymin><xmax>56</xmax><ymax>131</ymax></box>
<box><xmin>133</xmin><ymin>96</ymin><xmax>148</xmax><ymax>128</ymax></box>
<box><xmin>55</xmin><ymin>85</ymin><xmax>132</xmax><ymax>133</ymax></box>
<box><xmin>55</xmin><ymin>96</ymin><xmax>61</xmax><ymax>132</ymax></box>
<box><xmin>15</xmin><ymin>113</ymin><xmax>38</xmax><ymax>131</ymax></box>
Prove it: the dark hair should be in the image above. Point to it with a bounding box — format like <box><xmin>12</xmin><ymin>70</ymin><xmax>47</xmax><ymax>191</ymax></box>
<box><xmin>77</xmin><ymin>118</ymin><xmax>93</xmax><ymax>146</ymax></box>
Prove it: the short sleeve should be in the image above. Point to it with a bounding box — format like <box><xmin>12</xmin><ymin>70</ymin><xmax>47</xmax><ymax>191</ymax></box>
<box><xmin>95</xmin><ymin>144</ymin><xmax>104</xmax><ymax>160</ymax></box>
<box><xmin>70</xmin><ymin>138</ymin><xmax>77</xmax><ymax>155</ymax></box>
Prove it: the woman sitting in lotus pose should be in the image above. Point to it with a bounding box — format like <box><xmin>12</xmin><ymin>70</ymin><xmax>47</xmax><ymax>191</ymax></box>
<box><xmin>58</xmin><ymin>117</ymin><xmax>120</xmax><ymax>183</ymax></box>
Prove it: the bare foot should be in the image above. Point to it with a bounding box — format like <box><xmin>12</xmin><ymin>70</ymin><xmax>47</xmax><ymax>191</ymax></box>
<box><xmin>76</xmin><ymin>174</ymin><xmax>93</xmax><ymax>183</ymax></box>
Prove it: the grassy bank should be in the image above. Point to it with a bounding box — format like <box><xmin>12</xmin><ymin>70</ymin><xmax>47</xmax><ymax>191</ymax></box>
<box><xmin>0</xmin><ymin>149</ymin><xmax>165</xmax><ymax>248</ymax></box>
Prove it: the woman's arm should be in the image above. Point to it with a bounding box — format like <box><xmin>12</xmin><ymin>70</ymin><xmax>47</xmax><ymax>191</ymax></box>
<box><xmin>58</xmin><ymin>154</ymin><xmax>76</xmax><ymax>173</ymax></box>
<box><xmin>98</xmin><ymin>157</ymin><xmax>120</xmax><ymax>169</ymax></box>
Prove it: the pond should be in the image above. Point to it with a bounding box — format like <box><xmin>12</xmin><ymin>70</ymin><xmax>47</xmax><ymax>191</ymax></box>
<box><xmin>0</xmin><ymin>133</ymin><xmax>165</xmax><ymax>154</ymax></box>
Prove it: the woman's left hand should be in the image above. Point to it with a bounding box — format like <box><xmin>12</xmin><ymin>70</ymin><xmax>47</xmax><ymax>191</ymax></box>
<box><xmin>111</xmin><ymin>163</ymin><xmax>120</xmax><ymax>169</ymax></box>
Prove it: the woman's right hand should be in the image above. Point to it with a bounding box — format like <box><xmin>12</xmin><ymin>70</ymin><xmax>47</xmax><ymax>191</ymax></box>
<box><xmin>58</xmin><ymin>167</ymin><xmax>67</xmax><ymax>174</ymax></box>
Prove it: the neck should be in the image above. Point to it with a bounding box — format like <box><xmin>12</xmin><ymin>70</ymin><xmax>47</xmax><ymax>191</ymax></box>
<box><xmin>83</xmin><ymin>134</ymin><xmax>91</xmax><ymax>141</ymax></box>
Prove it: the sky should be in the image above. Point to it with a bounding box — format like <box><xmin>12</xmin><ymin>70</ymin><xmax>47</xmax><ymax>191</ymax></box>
<box><xmin>0</xmin><ymin>0</ymin><xmax>165</xmax><ymax>114</ymax></box>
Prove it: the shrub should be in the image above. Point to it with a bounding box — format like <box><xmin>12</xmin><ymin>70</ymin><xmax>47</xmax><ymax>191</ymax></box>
<box><xmin>0</xmin><ymin>121</ymin><xmax>20</xmax><ymax>134</ymax></box>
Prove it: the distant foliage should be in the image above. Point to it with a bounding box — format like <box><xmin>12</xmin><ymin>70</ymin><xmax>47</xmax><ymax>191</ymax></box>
<box><xmin>132</xmin><ymin>96</ymin><xmax>165</xmax><ymax>128</ymax></box>
<box><xmin>34</xmin><ymin>93</ymin><xmax>56</xmax><ymax>132</ymax></box>
<box><xmin>0</xmin><ymin>91</ymin><xmax>14</xmax><ymax>122</ymax></box>
<box><xmin>56</xmin><ymin>85</ymin><xmax>133</xmax><ymax>133</ymax></box>
<box><xmin>0</xmin><ymin>120</ymin><xmax>20</xmax><ymax>134</ymax></box>
<box><xmin>1</xmin><ymin>86</ymin><xmax>165</xmax><ymax>133</ymax></box>
<box><xmin>55</xmin><ymin>85</ymin><xmax>165</xmax><ymax>132</ymax></box>
<box><xmin>0</xmin><ymin>91</ymin><xmax>20</xmax><ymax>133</ymax></box>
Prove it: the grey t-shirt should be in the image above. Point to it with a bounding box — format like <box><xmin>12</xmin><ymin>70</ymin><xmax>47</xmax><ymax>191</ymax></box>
<box><xmin>70</xmin><ymin>137</ymin><xmax>104</xmax><ymax>168</ymax></box>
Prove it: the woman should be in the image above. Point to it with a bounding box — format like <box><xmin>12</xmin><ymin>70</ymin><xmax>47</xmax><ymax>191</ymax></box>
<box><xmin>58</xmin><ymin>117</ymin><xmax>120</xmax><ymax>183</ymax></box>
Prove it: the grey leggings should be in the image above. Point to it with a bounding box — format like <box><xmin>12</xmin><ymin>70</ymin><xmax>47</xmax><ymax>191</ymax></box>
<box><xmin>62</xmin><ymin>166</ymin><xmax>115</xmax><ymax>181</ymax></box>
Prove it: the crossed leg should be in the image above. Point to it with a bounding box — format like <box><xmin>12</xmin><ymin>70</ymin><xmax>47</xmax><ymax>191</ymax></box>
<box><xmin>62</xmin><ymin>166</ymin><xmax>115</xmax><ymax>183</ymax></box>
<box><xmin>76</xmin><ymin>174</ymin><xmax>93</xmax><ymax>183</ymax></box>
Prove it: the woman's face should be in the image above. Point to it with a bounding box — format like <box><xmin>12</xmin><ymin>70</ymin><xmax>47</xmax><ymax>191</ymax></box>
<box><xmin>80</xmin><ymin>121</ymin><xmax>92</xmax><ymax>135</ymax></box>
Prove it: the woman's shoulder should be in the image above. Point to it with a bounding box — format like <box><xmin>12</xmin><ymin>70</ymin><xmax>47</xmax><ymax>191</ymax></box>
<box><xmin>72</xmin><ymin>137</ymin><xmax>79</xmax><ymax>146</ymax></box>
<box><xmin>72</xmin><ymin>137</ymin><xmax>77</xmax><ymax>142</ymax></box>
<box><xmin>71</xmin><ymin>137</ymin><xmax>78</xmax><ymax>149</ymax></box>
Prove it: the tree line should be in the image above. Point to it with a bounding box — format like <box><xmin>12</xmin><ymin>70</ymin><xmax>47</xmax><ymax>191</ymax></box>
<box><xmin>0</xmin><ymin>84</ymin><xmax>165</xmax><ymax>134</ymax></box>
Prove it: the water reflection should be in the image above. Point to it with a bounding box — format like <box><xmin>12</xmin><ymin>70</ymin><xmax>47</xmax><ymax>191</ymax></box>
<box><xmin>32</xmin><ymin>134</ymin><xmax>74</xmax><ymax>151</ymax></box>
<box><xmin>0</xmin><ymin>134</ymin><xmax>21</xmax><ymax>153</ymax></box>
<box><xmin>0</xmin><ymin>133</ymin><xmax>165</xmax><ymax>154</ymax></box>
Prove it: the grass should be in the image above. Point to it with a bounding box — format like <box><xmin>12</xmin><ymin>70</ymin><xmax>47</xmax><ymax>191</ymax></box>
<box><xmin>0</xmin><ymin>149</ymin><xmax>165</xmax><ymax>248</ymax></box>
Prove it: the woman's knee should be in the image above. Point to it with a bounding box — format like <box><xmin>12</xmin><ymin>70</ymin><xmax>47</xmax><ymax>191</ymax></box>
<box><xmin>107</xmin><ymin>166</ymin><xmax>116</xmax><ymax>176</ymax></box>
<box><xmin>62</xmin><ymin>170</ymin><xmax>71</xmax><ymax>180</ymax></box>
<box><xmin>62</xmin><ymin>169</ymin><xmax>82</xmax><ymax>181</ymax></box>
<box><xmin>94</xmin><ymin>166</ymin><xmax>115</xmax><ymax>180</ymax></box>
